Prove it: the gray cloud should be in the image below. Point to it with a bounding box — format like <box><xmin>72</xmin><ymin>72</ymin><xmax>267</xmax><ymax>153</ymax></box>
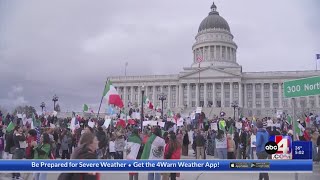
<box><xmin>0</xmin><ymin>0</ymin><xmax>319</xmax><ymax>112</ymax></box>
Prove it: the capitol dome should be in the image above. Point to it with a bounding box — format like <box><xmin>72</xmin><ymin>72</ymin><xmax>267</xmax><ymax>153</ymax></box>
<box><xmin>191</xmin><ymin>1</ymin><xmax>238</xmax><ymax>69</ymax></box>
<box><xmin>198</xmin><ymin>2</ymin><xmax>230</xmax><ymax>32</ymax></box>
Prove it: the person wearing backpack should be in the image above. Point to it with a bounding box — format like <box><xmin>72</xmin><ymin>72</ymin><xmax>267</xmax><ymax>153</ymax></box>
<box><xmin>256</xmin><ymin>121</ymin><xmax>269</xmax><ymax>180</ymax></box>
<box><xmin>32</xmin><ymin>133</ymin><xmax>51</xmax><ymax>180</ymax></box>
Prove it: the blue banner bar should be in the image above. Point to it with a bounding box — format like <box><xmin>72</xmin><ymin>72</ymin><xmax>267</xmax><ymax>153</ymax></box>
<box><xmin>0</xmin><ymin>160</ymin><xmax>312</xmax><ymax>172</ymax></box>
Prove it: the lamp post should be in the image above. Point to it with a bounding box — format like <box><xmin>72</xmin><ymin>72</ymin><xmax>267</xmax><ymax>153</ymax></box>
<box><xmin>40</xmin><ymin>102</ymin><xmax>46</xmax><ymax>113</ymax></box>
<box><xmin>231</xmin><ymin>101</ymin><xmax>238</xmax><ymax>121</ymax></box>
<box><xmin>52</xmin><ymin>94</ymin><xmax>59</xmax><ymax>111</ymax></box>
<box><xmin>141</xmin><ymin>86</ymin><xmax>145</xmax><ymax>130</ymax></box>
<box><xmin>159</xmin><ymin>93</ymin><xmax>167</xmax><ymax>119</ymax></box>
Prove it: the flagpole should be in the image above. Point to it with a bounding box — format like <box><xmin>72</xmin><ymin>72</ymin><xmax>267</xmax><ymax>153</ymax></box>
<box><xmin>97</xmin><ymin>79</ymin><xmax>109</xmax><ymax>118</ymax></box>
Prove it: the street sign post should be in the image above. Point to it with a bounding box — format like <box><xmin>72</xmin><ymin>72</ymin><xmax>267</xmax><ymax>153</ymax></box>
<box><xmin>283</xmin><ymin>76</ymin><xmax>320</xmax><ymax>98</ymax></box>
<box><xmin>283</xmin><ymin>76</ymin><xmax>320</xmax><ymax>180</ymax></box>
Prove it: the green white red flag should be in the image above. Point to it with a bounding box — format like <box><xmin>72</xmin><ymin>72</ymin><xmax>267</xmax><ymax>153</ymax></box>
<box><xmin>103</xmin><ymin>80</ymin><xmax>124</xmax><ymax>108</ymax></box>
<box><xmin>143</xmin><ymin>96</ymin><xmax>153</xmax><ymax>109</ymax></box>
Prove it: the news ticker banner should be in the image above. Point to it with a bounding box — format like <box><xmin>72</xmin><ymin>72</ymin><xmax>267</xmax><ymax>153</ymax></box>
<box><xmin>0</xmin><ymin>160</ymin><xmax>312</xmax><ymax>172</ymax></box>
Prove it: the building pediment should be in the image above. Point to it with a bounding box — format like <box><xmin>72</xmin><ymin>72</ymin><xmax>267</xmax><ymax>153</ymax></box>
<box><xmin>179</xmin><ymin>67</ymin><xmax>240</xmax><ymax>79</ymax></box>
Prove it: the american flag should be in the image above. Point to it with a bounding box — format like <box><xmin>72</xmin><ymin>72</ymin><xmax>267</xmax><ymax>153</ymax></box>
<box><xmin>196</xmin><ymin>56</ymin><xmax>203</xmax><ymax>63</ymax></box>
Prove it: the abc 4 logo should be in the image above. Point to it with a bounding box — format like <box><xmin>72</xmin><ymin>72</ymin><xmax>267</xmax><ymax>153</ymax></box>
<box><xmin>265</xmin><ymin>141</ymin><xmax>279</xmax><ymax>154</ymax></box>
<box><xmin>265</xmin><ymin>140</ymin><xmax>291</xmax><ymax>155</ymax></box>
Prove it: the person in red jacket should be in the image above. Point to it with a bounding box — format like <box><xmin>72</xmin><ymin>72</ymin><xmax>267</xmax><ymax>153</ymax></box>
<box><xmin>26</xmin><ymin>129</ymin><xmax>37</xmax><ymax>159</ymax></box>
<box><xmin>164</xmin><ymin>131</ymin><xmax>181</xmax><ymax>180</ymax></box>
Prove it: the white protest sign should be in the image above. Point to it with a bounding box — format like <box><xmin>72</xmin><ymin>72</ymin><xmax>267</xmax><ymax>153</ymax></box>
<box><xmin>158</xmin><ymin>122</ymin><xmax>165</xmax><ymax>128</ymax></box>
<box><xmin>267</xmin><ymin>120</ymin><xmax>274</xmax><ymax>127</ymax></box>
<box><xmin>150</xmin><ymin>121</ymin><xmax>158</xmax><ymax>126</ymax></box>
<box><xmin>17</xmin><ymin>114</ymin><xmax>23</xmax><ymax>119</ymax></box>
<box><xmin>210</xmin><ymin>123</ymin><xmax>218</xmax><ymax>131</ymax></box>
<box><xmin>143</xmin><ymin>121</ymin><xmax>151</xmax><ymax>126</ymax></box>
<box><xmin>103</xmin><ymin>119</ymin><xmax>111</xmax><ymax>129</ymax></box>
<box><xmin>177</xmin><ymin>118</ymin><xmax>184</xmax><ymax>127</ymax></box>
<box><xmin>196</xmin><ymin>107</ymin><xmax>202</xmax><ymax>113</ymax></box>
<box><xmin>88</xmin><ymin>121</ymin><xmax>95</xmax><ymax>128</ymax></box>
<box><xmin>52</xmin><ymin>111</ymin><xmax>58</xmax><ymax>117</ymax></box>
<box><xmin>236</xmin><ymin>122</ymin><xmax>242</xmax><ymax>129</ymax></box>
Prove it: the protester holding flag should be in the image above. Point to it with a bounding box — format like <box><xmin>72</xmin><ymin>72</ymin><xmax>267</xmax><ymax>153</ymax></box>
<box><xmin>4</xmin><ymin>122</ymin><xmax>15</xmax><ymax>159</ymax></box>
<box><xmin>33</xmin><ymin>133</ymin><xmax>51</xmax><ymax>180</ymax></box>
<box><xmin>141</xmin><ymin>127</ymin><xmax>165</xmax><ymax>180</ymax></box>
<box><xmin>126</xmin><ymin>128</ymin><xmax>143</xmax><ymax>180</ymax></box>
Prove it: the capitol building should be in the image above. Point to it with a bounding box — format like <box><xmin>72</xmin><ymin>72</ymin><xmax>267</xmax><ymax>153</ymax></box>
<box><xmin>110</xmin><ymin>2</ymin><xmax>320</xmax><ymax>118</ymax></box>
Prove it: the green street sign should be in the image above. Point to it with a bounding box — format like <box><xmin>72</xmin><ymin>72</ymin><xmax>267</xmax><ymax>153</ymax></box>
<box><xmin>283</xmin><ymin>76</ymin><xmax>320</xmax><ymax>98</ymax></box>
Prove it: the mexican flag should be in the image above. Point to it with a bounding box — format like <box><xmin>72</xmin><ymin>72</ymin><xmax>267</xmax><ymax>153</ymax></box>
<box><xmin>228</xmin><ymin>125</ymin><xmax>234</xmax><ymax>134</ymax></box>
<box><xmin>83</xmin><ymin>104</ymin><xmax>89</xmax><ymax>112</ymax></box>
<box><xmin>286</xmin><ymin>115</ymin><xmax>292</xmax><ymax>125</ymax></box>
<box><xmin>294</xmin><ymin>119</ymin><xmax>304</xmax><ymax>137</ymax></box>
<box><xmin>103</xmin><ymin>80</ymin><xmax>124</xmax><ymax>108</ymax></box>
<box><xmin>6</xmin><ymin>121</ymin><xmax>15</xmax><ymax>132</ymax></box>
<box><xmin>141</xmin><ymin>134</ymin><xmax>165</xmax><ymax>159</ymax></box>
<box><xmin>126</xmin><ymin>134</ymin><xmax>142</xmax><ymax>160</ymax></box>
<box><xmin>143</xmin><ymin>96</ymin><xmax>153</xmax><ymax>109</ymax></box>
<box><xmin>239</xmin><ymin>113</ymin><xmax>243</xmax><ymax>120</ymax></box>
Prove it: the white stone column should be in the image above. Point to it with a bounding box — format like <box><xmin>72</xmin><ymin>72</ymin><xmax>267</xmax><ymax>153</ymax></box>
<box><xmin>230</xmin><ymin>82</ymin><xmax>233</xmax><ymax>106</ymax></box>
<box><xmin>179</xmin><ymin>84</ymin><xmax>183</xmax><ymax>107</ymax></box>
<box><xmin>253</xmin><ymin>83</ymin><xmax>256</xmax><ymax>108</ymax></box>
<box><xmin>212</xmin><ymin>83</ymin><xmax>216</xmax><ymax>107</ymax></box>
<box><xmin>187</xmin><ymin>84</ymin><xmax>190</xmax><ymax>107</ymax></box>
<box><xmin>175</xmin><ymin>85</ymin><xmax>179</xmax><ymax>108</ymax></box>
<box><xmin>279</xmin><ymin>83</ymin><xmax>283</xmax><ymax>108</ymax></box>
<box><xmin>261</xmin><ymin>83</ymin><xmax>265</xmax><ymax>108</ymax></box>
<box><xmin>214</xmin><ymin>46</ymin><xmax>217</xmax><ymax>60</ymax></box>
<box><xmin>160</xmin><ymin>86</ymin><xmax>163</xmax><ymax>93</ymax></box>
<box><xmin>220</xmin><ymin>46</ymin><xmax>222</xmax><ymax>60</ymax></box>
<box><xmin>208</xmin><ymin>46</ymin><xmax>211</xmax><ymax>61</ymax></box>
<box><xmin>270</xmin><ymin>83</ymin><xmax>274</xmax><ymax>108</ymax></box>
<box><xmin>123</xmin><ymin>87</ymin><xmax>127</xmax><ymax>108</ymax></box>
<box><xmin>204</xmin><ymin>83</ymin><xmax>207</xmax><ymax>107</ymax></box>
<box><xmin>130</xmin><ymin>86</ymin><xmax>134</xmax><ymax>103</ymax></box>
<box><xmin>145</xmin><ymin>86</ymin><xmax>148</xmax><ymax>99</ymax></box>
<box><xmin>221</xmin><ymin>82</ymin><xmax>225</xmax><ymax>108</ymax></box>
<box><xmin>137</xmin><ymin>86</ymin><xmax>141</xmax><ymax>106</ymax></box>
<box><xmin>244</xmin><ymin>83</ymin><xmax>247</xmax><ymax>108</ymax></box>
<box><xmin>168</xmin><ymin>85</ymin><xmax>171</xmax><ymax>108</ymax></box>
<box><xmin>196</xmin><ymin>83</ymin><xmax>199</xmax><ymax>107</ymax></box>
<box><xmin>239</xmin><ymin>82</ymin><xmax>243</xmax><ymax>107</ymax></box>
<box><xmin>152</xmin><ymin>86</ymin><xmax>156</xmax><ymax>103</ymax></box>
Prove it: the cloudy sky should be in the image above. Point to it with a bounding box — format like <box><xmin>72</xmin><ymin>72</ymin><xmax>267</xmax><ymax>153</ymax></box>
<box><xmin>0</xmin><ymin>0</ymin><xmax>319</xmax><ymax>112</ymax></box>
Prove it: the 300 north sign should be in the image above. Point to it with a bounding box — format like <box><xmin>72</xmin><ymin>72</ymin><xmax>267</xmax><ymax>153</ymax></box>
<box><xmin>283</xmin><ymin>76</ymin><xmax>320</xmax><ymax>98</ymax></box>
